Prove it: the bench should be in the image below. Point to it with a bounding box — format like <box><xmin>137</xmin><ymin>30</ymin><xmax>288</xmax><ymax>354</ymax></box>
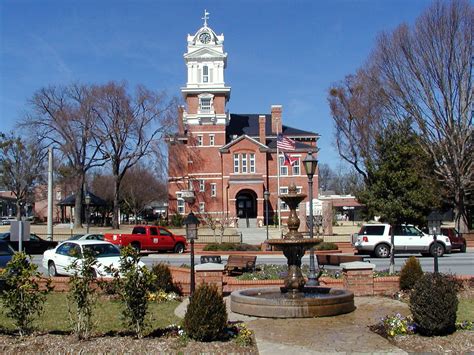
<box><xmin>316</xmin><ymin>254</ymin><xmax>366</xmax><ymax>266</ymax></box>
<box><xmin>200</xmin><ymin>255</ymin><xmax>222</xmax><ymax>264</ymax></box>
<box><xmin>224</xmin><ymin>255</ymin><xmax>257</xmax><ymax>275</ymax></box>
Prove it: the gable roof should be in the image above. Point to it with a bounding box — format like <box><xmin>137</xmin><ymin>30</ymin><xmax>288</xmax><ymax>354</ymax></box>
<box><xmin>219</xmin><ymin>134</ymin><xmax>268</xmax><ymax>152</ymax></box>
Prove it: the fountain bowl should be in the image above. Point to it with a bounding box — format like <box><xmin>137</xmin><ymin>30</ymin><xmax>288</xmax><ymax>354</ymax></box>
<box><xmin>231</xmin><ymin>287</ymin><xmax>355</xmax><ymax>318</ymax></box>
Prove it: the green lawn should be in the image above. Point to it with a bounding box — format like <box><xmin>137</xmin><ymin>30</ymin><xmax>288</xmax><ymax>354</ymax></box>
<box><xmin>457</xmin><ymin>297</ymin><xmax>474</xmax><ymax>322</ymax></box>
<box><xmin>0</xmin><ymin>292</ymin><xmax>181</xmax><ymax>334</ymax></box>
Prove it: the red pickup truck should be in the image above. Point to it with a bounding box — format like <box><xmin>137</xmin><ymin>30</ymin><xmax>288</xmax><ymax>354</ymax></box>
<box><xmin>104</xmin><ymin>226</ymin><xmax>187</xmax><ymax>253</ymax></box>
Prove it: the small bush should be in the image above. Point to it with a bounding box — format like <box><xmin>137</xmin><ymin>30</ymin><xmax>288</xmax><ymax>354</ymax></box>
<box><xmin>316</xmin><ymin>242</ymin><xmax>338</xmax><ymax>251</ymax></box>
<box><xmin>183</xmin><ymin>284</ymin><xmax>227</xmax><ymax>341</ymax></box>
<box><xmin>409</xmin><ymin>273</ymin><xmax>459</xmax><ymax>336</ymax></box>
<box><xmin>0</xmin><ymin>252</ymin><xmax>53</xmax><ymax>336</ymax></box>
<box><xmin>150</xmin><ymin>263</ymin><xmax>180</xmax><ymax>294</ymax></box>
<box><xmin>399</xmin><ymin>256</ymin><xmax>423</xmax><ymax>291</ymax></box>
<box><xmin>67</xmin><ymin>249</ymin><xmax>98</xmax><ymax>339</ymax></box>
<box><xmin>170</xmin><ymin>213</ymin><xmax>183</xmax><ymax>227</ymax></box>
<box><xmin>106</xmin><ymin>246</ymin><xmax>156</xmax><ymax>338</ymax></box>
<box><xmin>203</xmin><ymin>243</ymin><xmax>260</xmax><ymax>252</ymax></box>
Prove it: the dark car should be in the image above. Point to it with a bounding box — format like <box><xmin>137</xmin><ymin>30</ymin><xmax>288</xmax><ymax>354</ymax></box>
<box><xmin>440</xmin><ymin>227</ymin><xmax>467</xmax><ymax>252</ymax></box>
<box><xmin>0</xmin><ymin>232</ymin><xmax>58</xmax><ymax>255</ymax></box>
<box><xmin>0</xmin><ymin>240</ymin><xmax>15</xmax><ymax>268</ymax></box>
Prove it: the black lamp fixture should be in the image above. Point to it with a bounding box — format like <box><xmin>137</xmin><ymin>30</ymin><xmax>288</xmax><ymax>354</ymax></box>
<box><xmin>264</xmin><ymin>190</ymin><xmax>270</xmax><ymax>241</ymax></box>
<box><xmin>303</xmin><ymin>150</ymin><xmax>319</xmax><ymax>286</ymax></box>
<box><xmin>427</xmin><ymin>210</ymin><xmax>443</xmax><ymax>273</ymax></box>
<box><xmin>183</xmin><ymin>211</ymin><xmax>200</xmax><ymax>296</ymax></box>
<box><xmin>85</xmin><ymin>192</ymin><xmax>91</xmax><ymax>234</ymax></box>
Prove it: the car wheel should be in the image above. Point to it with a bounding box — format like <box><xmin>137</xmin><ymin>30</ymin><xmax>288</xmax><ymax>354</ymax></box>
<box><xmin>131</xmin><ymin>242</ymin><xmax>141</xmax><ymax>252</ymax></box>
<box><xmin>460</xmin><ymin>243</ymin><xmax>467</xmax><ymax>253</ymax></box>
<box><xmin>374</xmin><ymin>244</ymin><xmax>390</xmax><ymax>258</ymax></box>
<box><xmin>430</xmin><ymin>242</ymin><xmax>445</xmax><ymax>257</ymax></box>
<box><xmin>174</xmin><ymin>243</ymin><xmax>185</xmax><ymax>254</ymax></box>
<box><xmin>48</xmin><ymin>261</ymin><xmax>57</xmax><ymax>277</ymax></box>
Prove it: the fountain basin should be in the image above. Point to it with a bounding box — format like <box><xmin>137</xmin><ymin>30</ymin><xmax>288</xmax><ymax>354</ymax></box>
<box><xmin>231</xmin><ymin>287</ymin><xmax>356</xmax><ymax>318</ymax></box>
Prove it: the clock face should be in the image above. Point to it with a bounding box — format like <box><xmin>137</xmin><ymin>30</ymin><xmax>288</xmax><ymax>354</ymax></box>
<box><xmin>199</xmin><ymin>32</ymin><xmax>211</xmax><ymax>44</ymax></box>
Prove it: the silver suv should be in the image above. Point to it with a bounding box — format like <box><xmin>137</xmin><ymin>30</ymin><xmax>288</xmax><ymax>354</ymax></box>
<box><xmin>352</xmin><ymin>223</ymin><xmax>452</xmax><ymax>258</ymax></box>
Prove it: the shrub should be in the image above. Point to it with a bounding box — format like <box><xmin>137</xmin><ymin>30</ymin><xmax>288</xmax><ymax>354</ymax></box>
<box><xmin>150</xmin><ymin>263</ymin><xmax>180</xmax><ymax>294</ymax></box>
<box><xmin>170</xmin><ymin>213</ymin><xmax>183</xmax><ymax>227</ymax></box>
<box><xmin>203</xmin><ymin>243</ymin><xmax>260</xmax><ymax>252</ymax></box>
<box><xmin>409</xmin><ymin>273</ymin><xmax>459</xmax><ymax>336</ymax></box>
<box><xmin>183</xmin><ymin>283</ymin><xmax>227</xmax><ymax>341</ymax></box>
<box><xmin>316</xmin><ymin>242</ymin><xmax>338</xmax><ymax>251</ymax></box>
<box><xmin>0</xmin><ymin>252</ymin><xmax>53</xmax><ymax>336</ymax></box>
<box><xmin>106</xmin><ymin>246</ymin><xmax>156</xmax><ymax>338</ymax></box>
<box><xmin>399</xmin><ymin>256</ymin><xmax>423</xmax><ymax>291</ymax></box>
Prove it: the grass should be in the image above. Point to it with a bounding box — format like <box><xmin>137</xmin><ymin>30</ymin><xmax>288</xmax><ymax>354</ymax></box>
<box><xmin>0</xmin><ymin>292</ymin><xmax>181</xmax><ymax>335</ymax></box>
<box><xmin>457</xmin><ymin>297</ymin><xmax>474</xmax><ymax>322</ymax></box>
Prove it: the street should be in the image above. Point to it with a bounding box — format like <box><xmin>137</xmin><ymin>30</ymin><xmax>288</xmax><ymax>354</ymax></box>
<box><xmin>31</xmin><ymin>250</ymin><xmax>474</xmax><ymax>276</ymax></box>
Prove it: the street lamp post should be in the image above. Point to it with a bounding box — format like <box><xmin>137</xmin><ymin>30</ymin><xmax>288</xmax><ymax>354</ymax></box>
<box><xmin>184</xmin><ymin>211</ymin><xmax>199</xmax><ymax>296</ymax></box>
<box><xmin>85</xmin><ymin>193</ymin><xmax>91</xmax><ymax>234</ymax></box>
<box><xmin>303</xmin><ymin>150</ymin><xmax>319</xmax><ymax>286</ymax></box>
<box><xmin>264</xmin><ymin>190</ymin><xmax>270</xmax><ymax>241</ymax></box>
<box><xmin>428</xmin><ymin>211</ymin><xmax>443</xmax><ymax>273</ymax></box>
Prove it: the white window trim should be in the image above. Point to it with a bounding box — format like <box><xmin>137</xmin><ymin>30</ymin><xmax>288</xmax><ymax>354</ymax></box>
<box><xmin>292</xmin><ymin>157</ymin><xmax>301</xmax><ymax>176</ymax></box>
<box><xmin>279</xmin><ymin>155</ymin><xmax>288</xmax><ymax>176</ymax></box>
<box><xmin>249</xmin><ymin>153</ymin><xmax>255</xmax><ymax>173</ymax></box>
<box><xmin>211</xmin><ymin>183</ymin><xmax>217</xmax><ymax>197</ymax></box>
<box><xmin>176</xmin><ymin>192</ymin><xmax>185</xmax><ymax>214</ymax></box>
<box><xmin>279</xmin><ymin>187</ymin><xmax>289</xmax><ymax>211</ymax></box>
<box><xmin>241</xmin><ymin>153</ymin><xmax>248</xmax><ymax>173</ymax></box>
<box><xmin>198</xmin><ymin>93</ymin><xmax>214</xmax><ymax>114</ymax></box>
<box><xmin>233</xmin><ymin>154</ymin><xmax>239</xmax><ymax>173</ymax></box>
<box><xmin>199</xmin><ymin>202</ymin><xmax>205</xmax><ymax>213</ymax></box>
<box><xmin>199</xmin><ymin>179</ymin><xmax>205</xmax><ymax>192</ymax></box>
<box><xmin>197</xmin><ymin>135</ymin><xmax>203</xmax><ymax>146</ymax></box>
<box><xmin>209</xmin><ymin>134</ymin><xmax>215</xmax><ymax>146</ymax></box>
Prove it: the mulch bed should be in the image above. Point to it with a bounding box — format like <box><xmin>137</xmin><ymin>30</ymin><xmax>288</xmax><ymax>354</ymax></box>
<box><xmin>0</xmin><ymin>332</ymin><xmax>258</xmax><ymax>354</ymax></box>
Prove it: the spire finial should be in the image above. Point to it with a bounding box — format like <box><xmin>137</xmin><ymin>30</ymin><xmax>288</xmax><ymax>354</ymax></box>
<box><xmin>202</xmin><ymin>9</ymin><xmax>210</xmax><ymax>27</ymax></box>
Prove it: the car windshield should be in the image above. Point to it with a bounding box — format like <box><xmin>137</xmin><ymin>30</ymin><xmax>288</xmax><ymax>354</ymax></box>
<box><xmin>83</xmin><ymin>244</ymin><xmax>121</xmax><ymax>258</ymax></box>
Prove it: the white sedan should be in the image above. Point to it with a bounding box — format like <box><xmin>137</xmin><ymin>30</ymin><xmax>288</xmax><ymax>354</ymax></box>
<box><xmin>43</xmin><ymin>240</ymin><xmax>139</xmax><ymax>277</ymax></box>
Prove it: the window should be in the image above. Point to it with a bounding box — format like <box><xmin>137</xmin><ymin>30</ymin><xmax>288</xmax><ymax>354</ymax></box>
<box><xmin>200</xmin><ymin>98</ymin><xmax>211</xmax><ymax>112</ymax></box>
<box><xmin>176</xmin><ymin>193</ymin><xmax>185</xmax><ymax>214</ymax></box>
<box><xmin>159</xmin><ymin>228</ymin><xmax>172</xmax><ymax>236</ymax></box>
<box><xmin>149</xmin><ymin>227</ymin><xmax>158</xmax><ymax>236</ymax></box>
<box><xmin>203</xmin><ymin>65</ymin><xmax>209</xmax><ymax>83</ymax></box>
<box><xmin>292</xmin><ymin>157</ymin><xmax>300</xmax><ymax>175</ymax></box>
<box><xmin>249</xmin><ymin>153</ymin><xmax>255</xmax><ymax>173</ymax></box>
<box><xmin>280</xmin><ymin>187</ymin><xmax>289</xmax><ymax>210</ymax></box>
<box><xmin>211</xmin><ymin>183</ymin><xmax>217</xmax><ymax>197</ymax></box>
<box><xmin>132</xmin><ymin>226</ymin><xmax>146</xmax><ymax>234</ymax></box>
<box><xmin>241</xmin><ymin>153</ymin><xmax>247</xmax><ymax>173</ymax></box>
<box><xmin>279</xmin><ymin>156</ymin><xmax>288</xmax><ymax>176</ymax></box>
<box><xmin>199</xmin><ymin>202</ymin><xmax>205</xmax><ymax>213</ymax></box>
<box><xmin>199</xmin><ymin>179</ymin><xmax>205</xmax><ymax>192</ymax></box>
<box><xmin>197</xmin><ymin>135</ymin><xmax>203</xmax><ymax>146</ymax></box>
<box><xmin>209</xmin><ymin>134</ymin><xmax>215</xmax><ymax>146</ymax></box>
<box><xmin>233</xmin><ymin>154</ymin><xmax>239</xmax><ymax>173</ymax></box>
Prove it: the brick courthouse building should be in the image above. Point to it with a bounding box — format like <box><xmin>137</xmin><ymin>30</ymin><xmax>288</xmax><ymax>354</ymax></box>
<box><xmin>168</xmin><ymin>16</ymin><xmax>319</xmax><ymax>227</ymax></box>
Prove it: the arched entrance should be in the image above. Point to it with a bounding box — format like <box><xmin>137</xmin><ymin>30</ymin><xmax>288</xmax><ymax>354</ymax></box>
<box><xmin>235</xmin><ymin>189</ymin><xmax>257</xmax><ymax>219</ymax></box>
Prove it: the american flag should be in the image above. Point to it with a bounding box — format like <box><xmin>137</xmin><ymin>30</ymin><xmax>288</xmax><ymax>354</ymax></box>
<box><xmin>277</xmin><ymin>134</ymin><xmax>295</xmax><ymax>151</ymax></box>
<box><xmin>283</xmin><ymin>152</ymin><xmax>298</xmax><ymax>166</ymax></box>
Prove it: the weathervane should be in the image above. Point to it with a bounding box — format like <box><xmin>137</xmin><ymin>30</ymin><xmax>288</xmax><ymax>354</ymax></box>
<box><xmin>202</xmin><ymin>9</ymin><xmax>210</xmax><ymax>27</ymax></box>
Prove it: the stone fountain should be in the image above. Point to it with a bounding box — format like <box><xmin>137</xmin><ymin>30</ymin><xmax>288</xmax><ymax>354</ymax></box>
<box><xmin>230</xmin><ymin>184</ymin><xmax>355</xmax><ymax>318</ymax></box>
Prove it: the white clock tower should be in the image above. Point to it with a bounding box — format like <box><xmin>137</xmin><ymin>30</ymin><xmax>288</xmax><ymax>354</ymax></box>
<box><xmin>181</xmin><ymin>10</ymin><xmax>231</xmax><ymax>126</ymax></box>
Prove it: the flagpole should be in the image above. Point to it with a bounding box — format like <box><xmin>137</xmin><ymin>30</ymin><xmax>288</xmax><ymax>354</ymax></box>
<box><xmin>277</xmin><ymin>131</ymin><xmax>281</xmax><ymax>233</ymax></box>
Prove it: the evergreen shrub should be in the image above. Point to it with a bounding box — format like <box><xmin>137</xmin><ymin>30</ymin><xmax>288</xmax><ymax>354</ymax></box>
<box><xmin>150</xmin><ymin>263</ymin><xmax>180</xmax><ymax>294</ymax></box>
<box><xmin>171</xmin><ymin>213</ymin><xmax>183</xmax><ymax>227</ymax></box>
<box><xmin>399</xmin><ymin>256</ymin><xmax>423</xmax><ymax>290</ymax></box>
<box><xmin>316</xmin><ymin>242</ymin><xmax>338</xmax><ymax>251</ymax></box>
<box><xmin>410</xmin><ymin>273</ymin><xmax>459</xmax><ymax>336</ymax></box>
<box><xmin>203</xmin><ymin>243</ymin><xmax>260</xmax><ymax>252</ymax></box>
<box><xmin>183</xmin><ymin>284</ymin><xmax>227</xmax><ymax>341</ymax></box>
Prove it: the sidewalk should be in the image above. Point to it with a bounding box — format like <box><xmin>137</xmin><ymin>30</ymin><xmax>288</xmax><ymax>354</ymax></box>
<box><xmin>175</xmin><ymin>296</ymin><xmax>408</xmax><ymax>354</ymax></box>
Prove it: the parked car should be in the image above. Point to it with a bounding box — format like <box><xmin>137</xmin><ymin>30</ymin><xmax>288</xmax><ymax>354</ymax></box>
<box><xmin>104</xmin><ymin>225</ymin><xmax>187</xmax><ymax>253</ymax></box>
<box><xmin>61</xmin><ymin>234</ymin><xmax>104</xmax><ymax>243</ymax></box>
<box><xmin>352</xmin><ymin>223</ymin><xmax>452</xmax><ymax>258</ymax></box>
<box><xmin>43</xmin><ymin>240</ymin><xmax>141</xmax><ymax>277</ymax></box>
<box><xmin>1</xmin><ymin>217</ymin><xmax>17</xmax><ymax>225</ymax></box>
<box><xmin>0</xmin><ymin>232</ymin><xmax>58</xmax><ymax>255</ymax></box>
<box><xmin>440</xmin><ymin>227</ymin><xmax>467</xmax><ymax>253</ymax></box>
<box><xmin>0</xmin><ymin>240</ymin><xmax>15</xmax><ymax>268</ymax></box>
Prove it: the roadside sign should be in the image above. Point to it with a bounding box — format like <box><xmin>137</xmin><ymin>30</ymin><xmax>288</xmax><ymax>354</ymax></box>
<box><xmin>10</xmin><ymin>221</ymin><xmax>30</xmax><ymax>241</ymax></box>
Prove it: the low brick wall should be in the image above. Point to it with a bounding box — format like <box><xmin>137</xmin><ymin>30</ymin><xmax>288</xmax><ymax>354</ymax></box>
<box><xmin>374</xmin><ymin>277</ymin><xmax>400</xmax><ymax>296</ymax></box>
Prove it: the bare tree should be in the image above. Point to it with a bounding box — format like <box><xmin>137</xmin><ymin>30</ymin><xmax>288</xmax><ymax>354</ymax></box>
<box><xmin>91</xmin><ymin>82</ymin><xmax>176</xmax><ymax>229</ymax></box>
<box><xmin>90</xmin><ymin>172</ymin><xmax>114</xmax><ymax>226</ymax></box>
<box><xmin>0</xmin><ymin>133</ymin><xmax>46</xmax><ymax>219</ymax></box>
<box><xmin>373</xmin><ymin>0</ymin><xmax>473</xmax><ymax>231</ymax></box>
<box><xmin>328</xmin><ymin>68</ymin><xmax>387</xmax><ymax>183</ymax></box>
<box><xmin>121</xmin><ymin>165</ymin><xmax>166</xmax><ymax>221</ymax></box>
<box><xmin>23</xmin><ymin>84</ymin><xmax>105</xmax><ymax>228</ymax></box>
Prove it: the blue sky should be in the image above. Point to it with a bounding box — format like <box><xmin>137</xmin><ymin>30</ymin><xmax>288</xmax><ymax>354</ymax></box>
<box><xmin>0</xmin><ymin>0</ymin><xmax>432</xmax><ymax>168</ymax></box>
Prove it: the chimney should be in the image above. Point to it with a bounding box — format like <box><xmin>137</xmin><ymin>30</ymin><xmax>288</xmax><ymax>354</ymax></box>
<box><xmin>177</xmin><ymin>105</ymin><xmax>184</xmax><ymax>135</ymax></box>
<box><xmin>271</xmin><ymin>105</ymin><xmax>282</xmax><ymax>134</ymax></box>
<box><xmin>258</xmin><ymin>115</ymin><xmax>266</xmax><ymax>144</ymax></box>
